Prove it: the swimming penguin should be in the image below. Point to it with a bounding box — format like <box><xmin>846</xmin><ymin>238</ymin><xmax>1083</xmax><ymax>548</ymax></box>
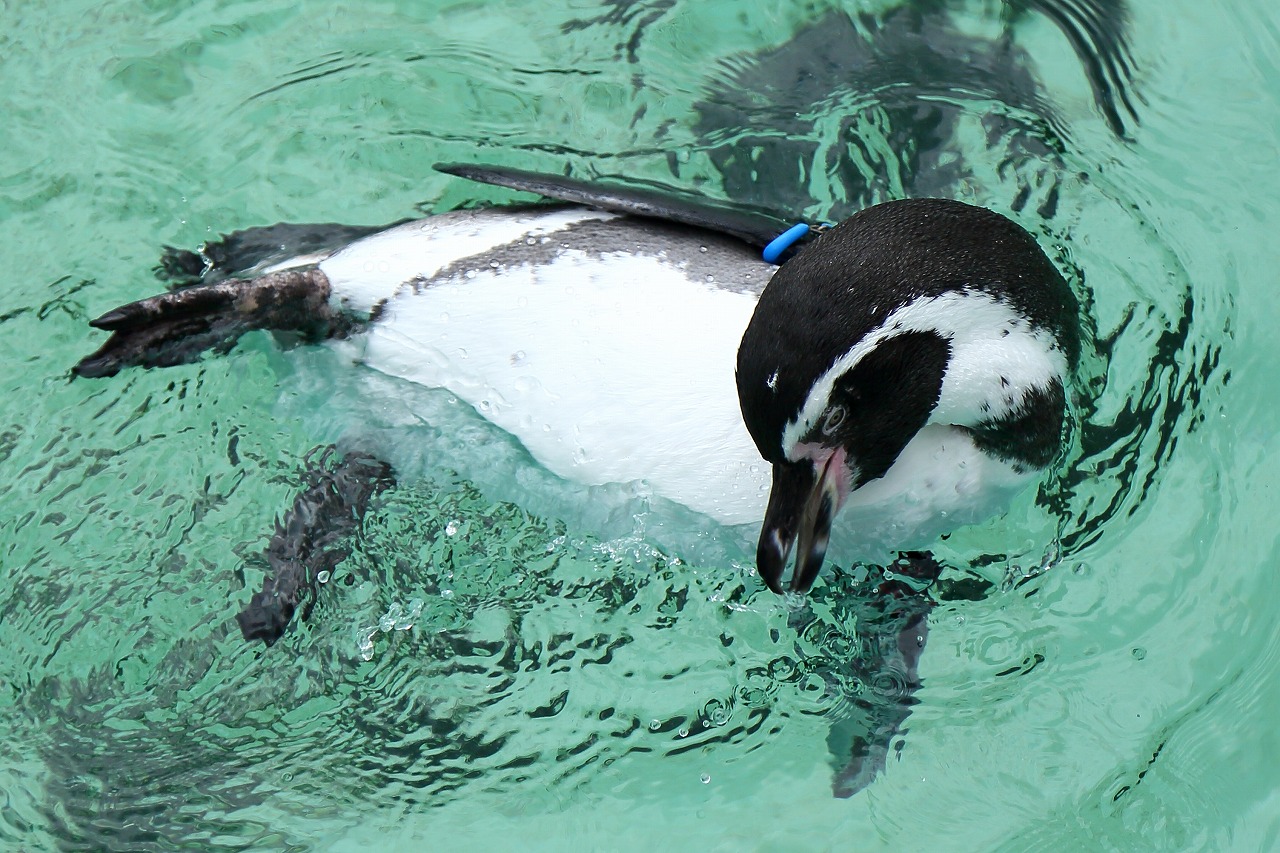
<box><xmin>76</xmin><ymin>163</ymin><xmax>1079</xmax><ymax>605</ymax></box>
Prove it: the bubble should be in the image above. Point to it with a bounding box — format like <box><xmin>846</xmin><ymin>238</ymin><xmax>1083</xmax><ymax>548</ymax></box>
<box><xmin>649</xmin><ymin>719</ymin><xmax>661</xmax><ymax>731</ymax></box>
<box><xmin>768</xmin><ymin>656</ymin><xmax>796</xmax><ymax>682</ymax></box>
<box><xmin>700</xmin><ymin>773</ymin><xmax>711</xmax><ymax>784</ymax></box>
<box><xmin>1132</xmin><ymin>647</ymin><xmax>1147</xmax><ymax>660</ymax></box>
<box><xmin>677</xmin><ymin>727</ymin><xmax>689</xmax><ymax>738</ymax></box>
<box><xmin>703</xmin><ymin>698</ymin><xmax>730</xmax><ymax>727</ymax></box>
<box><xmin>445</xmin><ymin>520</ymin><xmax>460</xmax><ymax>536</ymax></box>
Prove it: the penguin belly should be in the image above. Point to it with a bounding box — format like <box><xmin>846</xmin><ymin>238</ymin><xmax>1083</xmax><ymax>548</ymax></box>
<box><xmin>318</xmin><ymin>208</ymin><xmax>774</xmax><ymax>526</ymax></box>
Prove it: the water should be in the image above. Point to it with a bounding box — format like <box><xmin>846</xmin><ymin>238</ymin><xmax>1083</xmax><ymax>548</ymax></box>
<box><xmin>1</xmin><ymin>0</ymin><xmax>1277</xmax><ymax>850</ymax></box>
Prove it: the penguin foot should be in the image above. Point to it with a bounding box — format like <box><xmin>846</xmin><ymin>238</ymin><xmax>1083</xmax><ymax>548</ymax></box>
<box><xmin>822</xmin><ymin>552</ymin><xmax>944</xmax><ymax>797</ymax></box>
<box><xmin>237</xmin><ymin>446</ymin><xmax>395</xmax><ymax>646</ymax></box>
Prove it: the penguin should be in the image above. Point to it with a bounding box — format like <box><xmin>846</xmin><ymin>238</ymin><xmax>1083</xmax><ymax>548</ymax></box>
<box><xmin>76</xmin><ymin>162</ymin><xmax>1079</xmax><ymax>615</ymax></box>
<box><xmin>737</xmin><ymin>198</ymin><xmax>1080</xmax><ymax>593</ymax></box>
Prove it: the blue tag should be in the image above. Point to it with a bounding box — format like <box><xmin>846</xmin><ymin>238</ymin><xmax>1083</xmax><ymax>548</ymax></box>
<box><xmin>762</xmin><ymin>223</ymin><xmax>811</xmax><ymax>264</ymax></box>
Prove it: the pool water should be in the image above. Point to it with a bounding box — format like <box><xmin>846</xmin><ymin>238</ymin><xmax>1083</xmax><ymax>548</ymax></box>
<box><xmin>2</xmin><ymin>1</ymin><xmax>1278</xmax><ymax>850</ymax></box>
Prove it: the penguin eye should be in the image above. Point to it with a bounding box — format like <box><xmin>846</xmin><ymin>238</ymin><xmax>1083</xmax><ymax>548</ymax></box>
<box><xmin>821</xmin><ymin>405</ymin><xmax>847</xmax><ymax>437</ymax></box>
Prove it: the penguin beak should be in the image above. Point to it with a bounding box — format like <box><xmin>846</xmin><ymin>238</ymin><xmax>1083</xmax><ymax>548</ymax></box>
<box><xmin>756</xmin><ymin>451</ymin><xmax>846</xmax><ymax>594</ymax></box>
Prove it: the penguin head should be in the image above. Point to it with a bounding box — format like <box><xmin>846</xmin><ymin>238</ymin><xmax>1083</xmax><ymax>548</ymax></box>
<box><xmin>736</xmin><ymin>198</ymin><xmax>1078</xmax><ymax>594</ymax></box>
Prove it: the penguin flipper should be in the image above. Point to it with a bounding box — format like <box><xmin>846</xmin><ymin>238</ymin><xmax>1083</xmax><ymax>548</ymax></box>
<box><xmin>73</xmin><ymin>268</ymin><xmax>339</xmax><ymax>378</ymax></box>
<box><xmin>239</xmin><ymin>446</ymin><xmax>395</xmax><ymax>646</ymax></box>
<box><xmin>435</xmin><ymin>162</ymin><xmax>797</xmax><ymax>250</ymax></box>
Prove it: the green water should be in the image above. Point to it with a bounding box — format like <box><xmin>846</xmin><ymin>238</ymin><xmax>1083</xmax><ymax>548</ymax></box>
<box><xmin>2</xmin><ymin>0</ymin><xmax>1277</xmax><ymax>850</ymax></box>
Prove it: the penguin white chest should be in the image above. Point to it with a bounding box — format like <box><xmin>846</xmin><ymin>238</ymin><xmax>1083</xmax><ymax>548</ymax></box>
<box><xmin>338</xmin><ymin>248</ymin><xmax>768</xmax><ymax>525</ymax></box>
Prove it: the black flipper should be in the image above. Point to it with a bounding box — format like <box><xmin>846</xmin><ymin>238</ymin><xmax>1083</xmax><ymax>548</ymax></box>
<box><xmin>73</xmin><ymin>268</ymin><xmax>340</xmax><ymax>378</ymax></box>
<box><xmin>434</xmin><ymin>162</ymin><xmax>806</xmax><ymax>251</ymax></box>
<box><xmin>158</xmin><ymin>222</ymin><xmax>404</xmax><ymax>287</ymax></box>
<box><xmin>238</xmin><ymin>447</ymin><xmax>395</xmax><ymax>646</ymax></box>
<box><xmin>798</xmin><ymin>552</ymin><xmax>943</xmax><ymax>797</ymax></box>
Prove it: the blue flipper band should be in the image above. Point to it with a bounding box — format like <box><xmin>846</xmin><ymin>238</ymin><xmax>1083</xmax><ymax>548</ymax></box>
<box><xmin>762</xmin><ymin>223</ymin><xmax>810</xmax><ymax>264</ymax></box>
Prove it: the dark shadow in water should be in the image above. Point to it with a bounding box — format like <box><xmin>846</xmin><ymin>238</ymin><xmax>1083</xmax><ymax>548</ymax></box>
<box><xmin>686</xmin><ymin>1</ymin><xmax>1140</xmax><ymax>223</ymax></box>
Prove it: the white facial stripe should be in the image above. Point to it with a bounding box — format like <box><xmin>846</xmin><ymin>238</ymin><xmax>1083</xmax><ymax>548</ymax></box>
<box><xmin>781</xmin><ymin>290</ymin><xmax>1069</xmax><ymax>460</ymax></box>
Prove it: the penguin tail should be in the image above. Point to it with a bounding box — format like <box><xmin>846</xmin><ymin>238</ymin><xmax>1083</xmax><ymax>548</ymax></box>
<box><xmin>72</xmin><ymin>268</ymin><xmax>339</xmax><ymax>378</ymax></box>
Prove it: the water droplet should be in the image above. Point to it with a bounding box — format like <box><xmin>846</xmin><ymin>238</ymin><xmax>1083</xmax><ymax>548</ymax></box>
<box><xmin>700</xmin><ymin>773</ymin><xmax>711</xmax><ymax>784</ymax></box>
<box><xmin>317</xmin><ymin>570</ymin><xmax>331</xmax><ymax>584</ymax></box>
<box><xmin>395</xmin><ymin>598</ymin><xmax>424</xmax><ymax>630</ymax></box>
<box><xmin>526</xmin><ymin>237</ymin><xmax>536</xmax><ymax>245</ymax></box>
<box><xmin>1132</xmin><ymin>647</ymin><xmax>1146</xmax><ymax>661</ymax></box>
<box><xmin>379</xmin><ymin>603</ymin><xmax>402</xmax><ymax>633</ymax></box>
<box><xmin>699</xmin><ymin>246</ymin><xmax>708</xmax><ymax>253</ymax></box>
<box><xmin>445</xmin><ymin>520</ymin><xmax>460</xmax><ymax>536</ymax></box>
<box><xmin>357</xmin><ymin>626</ymin><xmax>378</xmax><ymax>660</ymax></box>
<box><xmin>677</xmin><ymin>727</ymin><xmax>689</xmax><ymax>738</ymax></box>
<box><xmin>705</xmin><ymin>274</ymin><xmax>715</xmax><ymax>282</ymax></box>
<box><xmin>649</xmin><ymin>719</ymin><xmax>661</xmax><ymax>731</ymax></box>
<box><xmin>489</xmin><ymin>260</ymin><xmax>500</xmax><ymax>268</ymax></box>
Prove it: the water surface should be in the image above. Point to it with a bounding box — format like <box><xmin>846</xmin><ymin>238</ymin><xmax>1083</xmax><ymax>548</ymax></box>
<box><xmin>1</xmin><ymin>1</ymin><xmax>1277</xmax><ymax>850</ymax></box>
